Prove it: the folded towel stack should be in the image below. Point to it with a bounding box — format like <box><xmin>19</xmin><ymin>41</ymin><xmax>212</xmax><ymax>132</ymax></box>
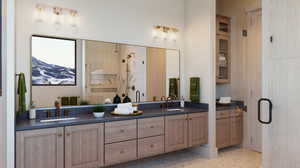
<box><xmin>114</xmin><ymin>103</ymin><xmax>134</xmax><ymax>114</ymax></box>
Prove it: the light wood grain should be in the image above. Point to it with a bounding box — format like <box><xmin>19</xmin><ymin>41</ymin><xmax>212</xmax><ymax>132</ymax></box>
<box><xmin>105</xmin><ymin>140</ymin><xmax>137</xmax><ymax>166</ymax></box>
<box><xmin>188</xmin><ymin>113</ymin><xmax>208</xmax><ymax>147</ymax></box>
<box><xmin>230</xmin><ymin>116</ymin><xmax>243</xmax><ymax>146</ymax></box>
<box><xmin>146</xmin><ymin>47</ymin><xmax>166</xmax><ymax>101</ymax></box>
<box><xmin>216</xmin><ymin>110</ymin><xmax>231</xmax><ymax>119</ymax></box>
<box><xmin>16</xmin><ymin>128</ymin><xmax>64</xmax><ymax>168</ymax></box>
<box><xmin>216</xmin><ymin>117</ymin><xmax>231</xmax><ymax>149</ymax></box>
<box><xmin>65</xmin><ymin>123</ymin><xmax>104</xmax><ymax>168</ymax></box>
<box><xmin>165</xmin><ymin>114</ymin><xmax>188</xmax><ymax>153</ymax></box>
<box><xmin>105</xmin><ymin>120</ymin><xmax>137</xmax><ymax>144</ymax></box>
<box><xmin>138</xmin><ymin>136</ymin><xmax>165</xmax><ymax>159</ymax></box>
<box><xmin>138</xmin><ymin>117</ymin><xmax>164</xmax><ymax>138</ymax></box>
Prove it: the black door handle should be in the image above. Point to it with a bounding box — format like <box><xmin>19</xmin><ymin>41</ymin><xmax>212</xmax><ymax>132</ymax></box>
<box><xmin>258</xmin><ymin>98</ymin><xmax>273</xmax><ymax>124</ymax></box>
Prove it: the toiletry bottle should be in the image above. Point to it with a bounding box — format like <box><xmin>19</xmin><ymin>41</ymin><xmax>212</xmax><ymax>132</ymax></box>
<box><xmin>180</xmin><ymin>97</ymin><xmax>185</xmax><ymax>108</ymax></box>
<box><xmin>29</xmin><ymin>101</ymin><xmax>36</xmax><ymax>120</ymax></box>
<box><xmin>113</xmin><ymin>94</ymin><xmax>121</xmax><ymax>104</ymax></box>
<box><xmin>123</xmin><ymin>95</ymin><xmax>132</xmax><ymax>103</ymax></box>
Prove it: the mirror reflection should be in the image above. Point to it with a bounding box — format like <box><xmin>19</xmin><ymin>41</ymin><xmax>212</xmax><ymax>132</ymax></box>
<box><xmin>31</xmin><ymin>36</ymin><xmax>180</xmax><ymax>108</ymax></box>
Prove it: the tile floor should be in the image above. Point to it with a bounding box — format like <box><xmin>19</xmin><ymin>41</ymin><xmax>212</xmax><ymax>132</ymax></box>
<box><xmin>111</xmin><ymin>147</ymin><xmax>262</xmax><ymax>168</ymax></box>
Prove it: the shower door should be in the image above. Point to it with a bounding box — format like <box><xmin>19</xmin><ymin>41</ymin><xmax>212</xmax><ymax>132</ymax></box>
<box><xmin>262</xmin><ymin>0</ymin><xmax>300</xmax><ymax>167</ymax></box>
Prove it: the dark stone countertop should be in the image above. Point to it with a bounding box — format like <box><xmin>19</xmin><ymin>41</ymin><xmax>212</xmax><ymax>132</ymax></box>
<box><xmin>216</xmin><ymin>100</ymin><xmax>245</xmax><ymax>111</ymax></box>
<box><xmin>16</xmin><ymin>107</ymin><xmax>208</xmax><ymax>131</ymax></box>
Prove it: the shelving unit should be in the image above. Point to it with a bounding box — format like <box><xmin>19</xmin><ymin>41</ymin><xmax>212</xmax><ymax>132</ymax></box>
<box><xmin>216</xmin><ymin>15</ymin><xmax>231</xmax><ymax>84</ymax></box>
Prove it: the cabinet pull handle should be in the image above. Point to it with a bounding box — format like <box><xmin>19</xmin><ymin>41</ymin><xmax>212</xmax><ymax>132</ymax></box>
<box><xmin>150</xmin><ymin>126</ymin><xmax>154</xmax><ymax>128</ymax></box>
<box><xmin>57</xmin><ymin>133</ymin><xmax>63</xmax><ymax>137</ymax></box>
<box><xmin>66</xmin><ymin>133</ymin><xmax>71</xmax><ymax>136</ymax></box>
<box><xmin>120</xmin><ymin>129</ymin><xmax>125</xmax><ymax>133</ymax></box>
<box><xmin>120</xmin><ymin>150</ymin><xmax>125</xmax><ymax>154</ymax></box>
<box><xmin>150</xmin><ymin>144</ymin><xmax>154</xmax><ymax>148</ymax></box>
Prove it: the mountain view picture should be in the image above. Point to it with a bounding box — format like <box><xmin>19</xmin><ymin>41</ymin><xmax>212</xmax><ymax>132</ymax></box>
<box><xmin>32</xmin><ymin>36</ymin><xmax>76</xmax><ymax>85</ymax></box>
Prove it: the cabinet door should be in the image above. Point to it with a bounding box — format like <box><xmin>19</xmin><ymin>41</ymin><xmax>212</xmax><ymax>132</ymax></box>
<box><xmin>16</xmin><ymin>128</ymin><xmax>64</xmax><ymax>168</ymax></box>
<box><xmin>216</xmin><ymin>118</ymin><xmax>231</xmax><ymax>149</ymax></box>
<box><xmin>165</xmin><ymin>114</ymin><xmax>188</xmax><ymax>152</ymax></box>
<box><xmin>188</xmin><ymin>113</ymin><xmax>208</xmax><ymax>147</ymax></box>
<box><xmin>65</xmin><ymin>123</ymin><xmax>104</xmax><ymax>168</ymax></box>
<box><xmin>230</xmin><ymin>116</ymin><xmax>243</xmax><ymax>146</ymax></box>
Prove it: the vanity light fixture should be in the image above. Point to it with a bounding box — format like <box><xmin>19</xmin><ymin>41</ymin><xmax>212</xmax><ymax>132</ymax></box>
<box><xmin>34</xmin><ymin>4</ymin><xmax>79</xmax><ymax>27</ymax></box>
<box><xmin>153</xmin><ymin>26</ymin><xmax>179</xmax><ymax>41</ymax></box>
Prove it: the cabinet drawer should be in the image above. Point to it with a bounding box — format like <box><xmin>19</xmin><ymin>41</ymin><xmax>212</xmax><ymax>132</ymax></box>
<box><xmin>216</xmin><ymin>110</ymin><xmax>231</xmax><ymax>119</ymax></box>
<box><xmin>138</xmin><ymin>136</ymin><xmax>164</xmax><ymax>159</ymax></box>
<box><xmin>105</xmin><ymin>140</ymin><xmax>137</xmax><ymax>166</ymax></box>
<box><xmin>138</xmin><ymin>117</ymin><xmax>164</xmax><ymax>138</ymax></box>
<box><xmin>105</xmin><ymin>120</ymin><xmax>137</xmax><ymax>144</ymax></box>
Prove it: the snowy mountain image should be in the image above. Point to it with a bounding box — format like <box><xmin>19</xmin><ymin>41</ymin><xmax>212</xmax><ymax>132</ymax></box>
<box><xmin>32</xmin><ymin>56</ymin><xmax>75</xmax><ymax>85</ymax></box>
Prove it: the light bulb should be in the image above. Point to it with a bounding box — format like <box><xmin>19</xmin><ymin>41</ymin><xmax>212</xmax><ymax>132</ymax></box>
<box><xmin>161</xmin><ymin>31</ymin><xmax>167</xmax><ymax>40</ymax></box>
<box><xmin>34</xmin><ymin>4</ymin><xmax>46</xmax><ymax>22</ymax></box>
<box><xmin>152</xmin><ymin>29</ymin><xmax>159</xmax><ymax>38</ymax></box>
<box><xmin>169</xmin><ymin>31</ymin><xmax>177</xmax><ymax>41</ymax></box>
<box><xmin>69</xmin><ymin>10</ymin><xmax>79</xmax><ymax>27</ymax></box>
<box><xmin>52</xmin><ymin>7</ymin><xmax>63</xmax><ymax>25</ymax></box>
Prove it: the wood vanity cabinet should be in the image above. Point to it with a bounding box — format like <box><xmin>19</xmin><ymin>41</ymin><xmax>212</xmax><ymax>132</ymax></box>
<box><xmin>216</xmin><ymin>110</ymin><xmax>243</xmax><ymax>149</ymax></box>
<box><xmin>188</xmin><ymin>113</ymin><xmax>208</xmax><ymax>147</ymax></box>
<box><xmin>165</xmin><ymin>114</ymin><xmax>188</xmax><ymax>153</ymax></box>
<box><xmin>16</xmin><ymin>128</ymin><xmax>64</xmax><ymax>168</ymax></box>
<box><xmin>165</xmin><ymin>113</ymin><xmax>208</xmax><ymax>153</ymax></box>
<box><xmin>16</xmin><ymin>112</ymin><xmax>208</xmax><ymax>168</ymax></box>
<box><xmin>65</xmin><ymin>123</ymin><xmax>104</xmax><ymax>168</ymax></box>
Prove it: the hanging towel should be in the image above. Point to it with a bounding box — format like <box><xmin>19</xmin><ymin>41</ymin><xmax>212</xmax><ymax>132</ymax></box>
<box><xmin>70</xmin><ymin>96</ymin><xmax>79</xmax><ymax>106</ymax></box>
<box><xmin>17</xmin><ymin>73</ymin><xmax>27</xmax><ymax>115</ymax></box>
<box><xmin>169</xmin><ymin>78</ymin><xmax>178</xmax><ymax>98</ymax></box>
<box><xmin>61</xmin><ymin>97</ymin><xmax>70</xmax><ymax>106</ymax></box>
<box><xmin>190</xmin><ymin>77</ymin><xmax>200</xmax><ymax>103</ymax></box>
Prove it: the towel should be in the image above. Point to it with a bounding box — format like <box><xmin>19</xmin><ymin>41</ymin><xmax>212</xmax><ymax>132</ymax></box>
<box><xmin>17</xmin><ymin>73</ymin><xmax>27</xmax><ymax>115</ymax></box>
<box><xmin>115</xmin><ymin>103</ymin><xmax>133</xmax><ymax>114</ymax></box>
<box><xmin>190</xmin><ymin>77</ymin><xmax>200</xmax><ymax>103</ymax></box>
<box><xmin>61</xmin><ymin>97</ymin><xmax>70</xmax><ymax>106</ymax></box>
<box><xmin>70</xmin><ymin>97</ymin><xmax>79</xmax><ymax>106</ymax></box>
<box><xmin>169</xmin><ymin>78</ymin><xmax>178</xmax><ymax>98</ymax></box>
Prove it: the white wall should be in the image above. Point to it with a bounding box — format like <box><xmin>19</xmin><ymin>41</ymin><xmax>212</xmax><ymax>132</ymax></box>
<box><xmin>16</xmin><ymin>0</ymin><xmax>185</xmax><ymax>107</ymax></box>
<box><xmin>1</xmin><ymin>0</ymin><xmax>16</xmax><ymax>167</ymax></box>
<box><xmin>184</xmin><ymin>0</ymin><xmax>217</xmax><ymax>158</ymax></box>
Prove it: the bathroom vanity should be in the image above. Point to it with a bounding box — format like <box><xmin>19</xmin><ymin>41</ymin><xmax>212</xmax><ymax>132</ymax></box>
<box><xmin>16</xmin><ymin>106</ymin><xmax>208</xmax><ymax>168</ymax></box>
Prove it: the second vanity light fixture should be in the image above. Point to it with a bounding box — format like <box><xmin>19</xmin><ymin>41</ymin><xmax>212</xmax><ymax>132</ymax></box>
<box><xmin>34</xmin><ymin>4</ymin><xmax>79</xmax><ymax>27</ymax></box>
<box><xmin>152</xmin><ymin>26</ymin><xmax>179</xmax><ymax>41</ymax></box>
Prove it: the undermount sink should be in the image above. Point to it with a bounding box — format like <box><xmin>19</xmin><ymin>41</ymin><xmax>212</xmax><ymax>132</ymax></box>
<box><xmin>166</xmin><ymin>108</ymin><xmax>182</xmax><ymax>112</ymax></box>
<box><xmin>39</xmin><ymin>117</ymin><xmax>78</xmax><ymax>123</ymax></box>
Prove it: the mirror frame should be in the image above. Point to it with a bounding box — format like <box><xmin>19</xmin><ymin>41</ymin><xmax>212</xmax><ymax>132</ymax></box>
<box><xmin>30</xmin><ymin>34</ymin><xmax>181</xmax><ymax>107</ymax></box>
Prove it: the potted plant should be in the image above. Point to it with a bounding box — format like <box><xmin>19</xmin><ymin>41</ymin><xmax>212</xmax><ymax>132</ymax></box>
<box><xmin>93</xmin><ymin>105</ymin><xmax>105</xmax><ymax>118</ymax></box>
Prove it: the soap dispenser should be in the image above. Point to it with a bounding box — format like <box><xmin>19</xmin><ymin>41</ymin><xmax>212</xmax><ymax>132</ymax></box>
<box><xmin>113</xmin><ymin>94</ymin><xmax>121</xmax><ymax>104</ymax></box>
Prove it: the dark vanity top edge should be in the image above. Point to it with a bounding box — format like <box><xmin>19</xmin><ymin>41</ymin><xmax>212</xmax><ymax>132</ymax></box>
<box><xmin>216</xmin><ymin>100</ymin><xmax>245</xmax><ymax>111</ymax></box>
<box><xmin>16</xmin><ymin>107</ymin><xmax>208</xmax><ymax>131</ymax></box>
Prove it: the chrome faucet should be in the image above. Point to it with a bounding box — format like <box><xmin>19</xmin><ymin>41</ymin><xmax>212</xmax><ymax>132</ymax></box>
<box><xmin>136</xmin><ymin>90</ymin><xmax>141</xmax><ymax>103</ymax></box>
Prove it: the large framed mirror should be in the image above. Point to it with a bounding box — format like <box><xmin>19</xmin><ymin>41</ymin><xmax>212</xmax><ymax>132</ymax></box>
<box><xmin>31</xmin><ymin>36</ymin><xmax>181</xmax><ymax>108</ymax></box>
